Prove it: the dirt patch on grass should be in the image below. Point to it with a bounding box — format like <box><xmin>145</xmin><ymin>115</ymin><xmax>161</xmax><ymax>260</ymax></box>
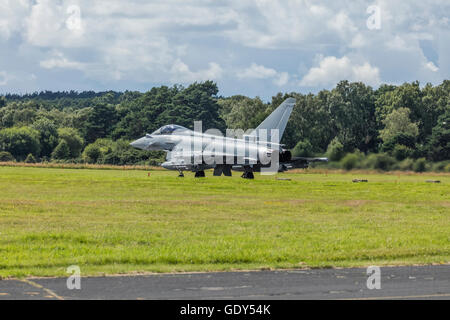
<box><xmin>0</xmin><ymin>162</ymin><xmax>162</xmax><ymax>171</ymax></box>
<box><xmin>282</xmin><ymin>199</ymin><xmax>312</xmax><ymax>205</ymax></box>
<box><xmin>290</xmin><ymin>168</ymin><xmax>450</xmax><ymax>176</ymax></box>
<box><xmin>0</xmin><ymin>198</ymin><xmax>228</xmax><ymax>207</ymax></box>
<box><xmin>284</xmin><ymin>199</ymin><xmax>377</xmax><ymax>207</ymax></box>
<box><xmin>341</xmin><ymin>200</ymin><xmax>375</xmax><ymax>207</ymax></box>
<box><xmin>0</xmin><ymin>199</ymin><xmax>42</xmax><ymax>206</ymax></box>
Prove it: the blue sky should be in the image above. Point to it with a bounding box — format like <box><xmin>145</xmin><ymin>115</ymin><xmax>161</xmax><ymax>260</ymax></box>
<box><xmin>0</xmin><ymin>0</ymin><xmax>448</xmax><ymax>100</ymax></box>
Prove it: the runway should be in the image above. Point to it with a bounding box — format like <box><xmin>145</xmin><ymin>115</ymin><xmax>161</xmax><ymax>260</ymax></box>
<box><xmin>0</xmin><ymin>265</ymin><xmax>449</xmax><ymax>300</ymax></box>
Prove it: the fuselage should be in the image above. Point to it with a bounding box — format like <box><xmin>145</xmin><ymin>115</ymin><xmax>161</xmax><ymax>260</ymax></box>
<box><xmin>130</xmin><ymin>126</ymin><xmax>281</xmax><ymax>172</ymax></box>
<box><xmin>129</xmin><ymin>98</ymin><xmax>327</xmax><ymax>177</ymax></box>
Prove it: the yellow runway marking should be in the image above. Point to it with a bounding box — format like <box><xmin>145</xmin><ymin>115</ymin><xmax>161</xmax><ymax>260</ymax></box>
<box><xmin>0</xmin><ymin>293</ymin><xmax>10</xmax><ymax>296</ymax></box>
<box><xmin>342</xmin><ymin>293</ymin><xmax>450</xmax><ymax>300</ymax></box>
<box><xmin>19</xmin><ymin>279</ymin><xmax>64</xmax><ymax>300</ymax></box>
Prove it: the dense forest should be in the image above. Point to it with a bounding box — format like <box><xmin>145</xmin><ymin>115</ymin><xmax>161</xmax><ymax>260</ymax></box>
<box><xmin>0</xmin><ymin>80</ymin><xmax>449</xmax><ymax>172</ymax></box>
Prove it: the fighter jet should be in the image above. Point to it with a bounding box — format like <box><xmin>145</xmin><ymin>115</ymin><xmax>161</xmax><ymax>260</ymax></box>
<box><xmin>130</xmin><ymin>98</ymin><xmax>327</xmax><ymax>179</ymax></box>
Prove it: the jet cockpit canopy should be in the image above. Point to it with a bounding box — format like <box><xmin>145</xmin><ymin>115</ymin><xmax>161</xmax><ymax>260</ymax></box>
<box><xmin>151</xmin><ymin>124</ymin><xmax>188</xmax><ymax>135</ymax></box>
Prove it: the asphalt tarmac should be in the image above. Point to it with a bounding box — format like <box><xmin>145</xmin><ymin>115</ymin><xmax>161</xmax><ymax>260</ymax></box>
<box><xmin>0</xmin><ymin>265</ymin><xmax>449</xmax><ymax>300</ymax></box>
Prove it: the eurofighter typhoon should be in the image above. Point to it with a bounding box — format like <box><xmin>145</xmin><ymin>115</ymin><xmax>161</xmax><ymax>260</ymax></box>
<box><xmin>130</xmin><ymin>98</ymin><xmax>327</xmax><ymax>179</ymax></box>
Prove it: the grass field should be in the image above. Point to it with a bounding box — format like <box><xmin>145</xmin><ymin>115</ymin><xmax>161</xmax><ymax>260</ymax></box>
<box><xmin>0</xmin><ymin>165</ymin><xmax>449</xmax><ymax>278</ymax></box>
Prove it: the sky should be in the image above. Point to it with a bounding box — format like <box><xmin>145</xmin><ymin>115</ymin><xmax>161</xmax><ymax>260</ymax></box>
<box><xmin>0</xmin><ymin>0</ymin><xmax>449</xmax><ymax>99</ymax></box>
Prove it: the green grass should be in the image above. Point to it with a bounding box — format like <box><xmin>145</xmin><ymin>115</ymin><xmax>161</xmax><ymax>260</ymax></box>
<box><xmin>0</xmin><ymin>166</ymin><xmax>449</xmax><ymax>278</ymax></box>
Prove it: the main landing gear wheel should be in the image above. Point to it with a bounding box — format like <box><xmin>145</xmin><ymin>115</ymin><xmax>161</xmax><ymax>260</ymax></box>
<box><xmin>194</xmin><ymin>170</ymin><xmax>206</xmax><ymax>178</ymax></box>
<box><xmin>177</xmin><ymin>170</ymin><xmax>184</xmax><ymax>177</ymax></box>
<box><xmin>241</xmin><ymin>168</ymin><xmax>254</xmax><ymax>179</ymax></box>
<box><xmin>213</xmin><ymin>165</ymin><xmax>232</xmax><ymax>177</ymax></box>
<box><xmin>223</xmin><ymin>165</ymin><xmax>232</xmax><ymax>177</ymax></box>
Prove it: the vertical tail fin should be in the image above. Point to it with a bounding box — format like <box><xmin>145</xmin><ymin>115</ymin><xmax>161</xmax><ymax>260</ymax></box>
<box><xmin>250</xmin><ymin>97</ymin><xmax>295</xmax><ymax>143</ymax></box>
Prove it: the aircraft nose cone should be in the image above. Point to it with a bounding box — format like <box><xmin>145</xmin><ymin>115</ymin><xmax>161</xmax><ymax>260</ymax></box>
<box><xmin>130</xmin><ymin>140</ymin><xmax>140</xmax><ymax>148</ymax></box>
<box><xmin>130</xmin><ymin>137</ymin><xmax>150</xmax><ymax>150</ymax></box>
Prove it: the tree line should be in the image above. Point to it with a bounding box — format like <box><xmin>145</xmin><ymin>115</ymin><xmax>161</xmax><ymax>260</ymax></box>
<box><xmin>0</xmin><ymin>80</ymin><xmax>448</xmax><ymax>171</ymax></box>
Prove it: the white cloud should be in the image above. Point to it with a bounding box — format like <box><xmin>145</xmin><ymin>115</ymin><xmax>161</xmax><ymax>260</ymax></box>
<box><xmin>300</xmin><ymin>56</ymin><xmax>381</xmax><ymax>87</ymax></box>
<box><xmin>0</xmin><ymin>71</ymin><xmax>7</xmax><ymax>85</ymax></box>
<box><xmin>327</xmin><ymin>11</ymin><xmax>357</xmax><ymax>38</ymax></box>
<box><xmin>40</xmin><ymin>51</ymin><xmax>85</xmax><ymax>70</ymax></box>
<box><xmin>238</xmin><ymin>63</ymin><xmax>289</xmax><ymax>87</ymax></box>
<box><xmin>225</xmin><ymin>0</ymin><xmax>449</xmax><ymax>87</ymax></box>
<box><xmin>350</xmin><ymin>33</ymin><xmax>366</xmax><ymax>48</ymax></box>
<box><xmin>170</xmin><ymin>59</ymin><xmax>223</xmax><ymax>83</ymax></box>
<box><xmin>352</xmin><ymin>62</ymin><xmax>382</xmax><ymax>85</ymax></box>
<box><xmin>224</xmin><ymin>0</ymin><xmax>340</xmax><ymax>49</ymax></box>
<box><xmin>274</xmin><ymin>72</ymin><xmax>289</xmax><ymax>87</ymax></box>
<box><xmin>24</xmin><ymin>0</ymin><xmax>85</xmax><ymax>47</ymax></box>
<box><xmin>424</xmin><ymin>61</ymin><xmax>439</xmax><ymax>72</ymax></box>
<box><xmin>309</xmin><ymin>5</ymin><xmax>329</xmax><ymax>16</ymax></box>
<box><xmin>0</xmin><ymin>0</ymin><xmax>30</xmax><ymax>40</ymax></box>
<box><xmin>385</xmin><ymin>36</ymin><xmax>410</xmax><ymax>51</ymax></box>
<box><xmin>238</xmin><ymin>63</ymin><xmax>277</xmax><ymax>79</ymax></box>
<box><xmin>0</xmin><ymin>0</ymin><xmax>448</xmax><ymax>95</ymax></box>
<box><xmin>14</xmin><ymin>0</ymin><xmax>231</xmax><ymax>85</ymax></box>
